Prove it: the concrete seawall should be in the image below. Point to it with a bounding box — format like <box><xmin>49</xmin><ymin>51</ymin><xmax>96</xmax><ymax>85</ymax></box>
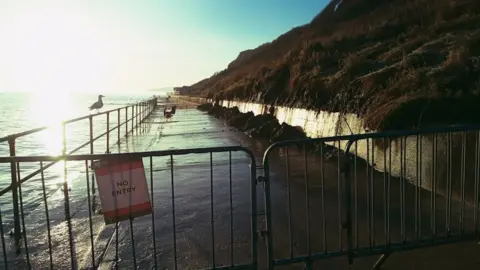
<box><xmin>179</xmin><ymin>96</ymin><xmax>478</xmax><ymax>202</ymax></box>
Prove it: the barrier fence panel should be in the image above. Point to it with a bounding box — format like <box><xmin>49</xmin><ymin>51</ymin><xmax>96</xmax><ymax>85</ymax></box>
<box><xmin>0</xmin><ymin>146</ymin><xmax>258</xmax><ymax>270</ymax></box>
<box><xmin>262</xmin><ymin>125</ymin><xmax>480</xmax><ymax>269</ymax></box>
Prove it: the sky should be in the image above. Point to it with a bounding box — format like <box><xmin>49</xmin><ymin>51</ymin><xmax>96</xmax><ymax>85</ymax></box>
<box><xmin>0</xmin><ymin>0</ymin><xmax>329</xmax><ymax>93</ymax></box>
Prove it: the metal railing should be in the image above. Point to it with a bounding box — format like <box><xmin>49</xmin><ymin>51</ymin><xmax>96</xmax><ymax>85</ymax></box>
<box><xmin>262</xmin><ymin>124</ymin><xmax>480</xmax><ymax>269</ymax></box>
<box><xmin>0</xmin><ymin>146</ymin><xmax>257</xmax><ymax>269</ymax></box>
<box><xmin>0</xmin><ymin>97</ymin><xmax>157</xmax><ymax>254</ymax></box>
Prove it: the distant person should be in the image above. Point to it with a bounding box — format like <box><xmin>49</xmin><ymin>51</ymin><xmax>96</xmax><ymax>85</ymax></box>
<box><xmin>164</xmin><ymin>106</ymin><xmax>174</xmax><ymax>120</ymax></box>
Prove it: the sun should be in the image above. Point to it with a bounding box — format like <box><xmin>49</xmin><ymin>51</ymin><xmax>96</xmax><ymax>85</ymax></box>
<box><xmin>13</xmin><ymin>5</ymin><xmax>108</xmax><ymax>94</ymax></box>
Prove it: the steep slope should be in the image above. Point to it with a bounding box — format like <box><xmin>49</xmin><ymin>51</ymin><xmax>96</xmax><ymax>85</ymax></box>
<box><xmin>189</xmin><ymin>0</ymin><xmax>480</xmax><ymax>131</ymax></box>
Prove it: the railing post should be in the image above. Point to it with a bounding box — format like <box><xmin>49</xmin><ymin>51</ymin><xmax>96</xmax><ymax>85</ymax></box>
<box><xmin>140</xmin><ymin>102</ymin><xmax>143</xmax><ymax>132</ymax></box>
<box><xmin>8</xmin><ymin>138</ymin><xmax>21</xmax><ymax>254</ymax></box>
<box><xmin>106</xmin><ymin>112</ymin><xmax>110</xmax><ymax>153</ymax></box>
<box><xmin>89</xmin><ymin>116</ymin><xmax>95</xmax><ymax>195</ymax></box>
<box><xmin>131</xmin><ymin>104</ymin><xmax>134</xmax><ymax>134</ymax></box>
<box><xmin>61</xmin><ymin>122</ymin><xmax>68</xmax><ymax>220</ymax></box>
<box><xmin>125</xmin><ymin>107</ymin><xmax>128</xmax><ymax>138</ymax></box>
<box><xmin>117</xmin><ymin>108</ymin><xmax>121</xmax><ymax>145</ymax></box>
<box><xmin>135</xmin><ymin>104</ymin><xmax>138</xmax><ymax>132</ymax></box>
<box><xmin>344</xmin><ymin>140</ymin><xmax>355</xmax><ymax>265</ymax></box>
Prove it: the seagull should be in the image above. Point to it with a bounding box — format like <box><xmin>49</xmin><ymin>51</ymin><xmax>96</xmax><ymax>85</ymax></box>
<box><xmin>89</xmin><ymin>95</ymin><xmax>105</xmax><ymax>112</ymax></box>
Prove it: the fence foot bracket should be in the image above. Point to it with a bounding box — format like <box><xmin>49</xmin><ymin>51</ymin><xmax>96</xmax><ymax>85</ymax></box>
<box><xmin>257</xmin><ymin>230</ymin><xmax>268</xmax><ymax>240</ymax></box>
<box><xmin>373</xmin><ymin>252</ymin><xmax>391</xmax><ymax>269</ymax></box>
<box><xmin>256</xmin><ymin>176</ymin><xmax>266</xmax><ymax>183</ymax></box>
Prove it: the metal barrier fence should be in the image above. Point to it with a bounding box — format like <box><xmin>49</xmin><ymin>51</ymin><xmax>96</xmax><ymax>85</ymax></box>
<box><xmin>0</xmin><ymin>146</ymin><xmax>258</xmax><ymax>269</ymax></box>
<box><xmin>0</xmin><ymin>97</ymin><xmax>157</xmax><ymax>255</ymax></box>
<box><xmin>262</xmin><ymin>124</ymin><xmax>480</xmax><ymax>269</ymax></box>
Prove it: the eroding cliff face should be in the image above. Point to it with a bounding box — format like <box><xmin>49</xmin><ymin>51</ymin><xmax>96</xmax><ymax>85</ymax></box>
<box><xmin>187</xmin><ymin>0</ymin><xmax>480</xmax><ymax>132</ymax></box>
<box><xmin>207</xmin><ymin>98</ymin><xmax>478</xmax><ymax>205</ymax></box>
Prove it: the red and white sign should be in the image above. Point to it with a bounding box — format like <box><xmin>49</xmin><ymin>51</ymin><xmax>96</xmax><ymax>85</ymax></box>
<box><xmin>93</xmin><ymin>158</ymin><xmax>152</xmax><ymax>224</ymax></box>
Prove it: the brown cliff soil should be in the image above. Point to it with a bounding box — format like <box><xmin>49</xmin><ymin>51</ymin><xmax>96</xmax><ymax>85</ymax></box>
<box><xmin>187</xmin><ymin>0</ymin><xmax>480</xmax><ymax>131</ymax></box>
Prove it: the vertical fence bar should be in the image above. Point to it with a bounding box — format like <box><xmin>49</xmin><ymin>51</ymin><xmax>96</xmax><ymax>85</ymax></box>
<box><xmin>62</xmin><ymin>123</ymin><xmax>76</xmax><ymax>269</ymax></box>
<box><xmin>113</xmin><ymin>156</ymin><xmax>120</xmax><ymax>269</ymax></box>
<box><xmin>303</xmin><ymin>144</ymin><xmax>312</xmax><ymax>265</ymax></box>
<box><xmin>139</xmin><ymin>103</ymin><xmax>143</xmax><ymax>132</ymax></box>
<box><xmin>419</xmin><ymin>135</ymin><xmax>423</xmax><ymax>240</ymax></box>
<box><xmin>285</xmin><ymin>147</ymin><xmax>293</xmax><ymax>258</ymax></box>
<box><xmin>250</xmin><ymin>149</ymin><xmax>258</xmax><ymax>268</ymax></box>
<box><xmin>400</xmin><ymin>138</ymin><xmax>405</xmax><ymax>242</ymax></box>
<box><xmin>460</xmin><ymin>131</ymin><xmax>466</xmax><ymax>235</ymax></box>
<box><xmin>320</xmin><ymin>142</ymin><xmax>327</xmax><ymax>253</ymax></box>
<box><xmin>383</xmin><ymin>138</ymin><xmax>388</xmax><ymax>245</ymax></box>
<box><xmin>344</xmin><ymin>140</ymin><xmax>354</xmax><ymax>265</ymax></box>
<box><xmin>366</xmin><ymin>138</ymin><xmax>372</xmax><ymax>249</ymax></box>
<box><xmin>89</xmin><ymin>116</ymin><xmax>95</xmax><ymax>195</ymax></box>
<box><xmin>387</xmin><ymin>138</ymin><xmax>392</xmax><ymax>245</ymax></box>
<box><xmin>403</xmin><ymin>137</ymin><xmax>407</xmax><ymax>242</ymax></box>
<box><xmin>40</xmin><ymin>161</ymin><xmax>53</xmax><ymax>269</ymax></box>
<box><xmin>8</xmin><ymin>139</ymin><xmax>21</xmax><ymax>254</ymax></box>
<box><xmin>431</xmin><ymin>133</ymin><xmax>437</xmax><ymax>240</ymax></box>
<box><xmin>263</xmin><ymin>154</ymin><xmax>274</xmax><ymax>270</ymax></box>
<box><xmin>106</xmin><ymin>112</ymin><xmax>110</xmax><ymax>153</ymax></box>
<box><xmin>16</xmin><ymin>163</ymin><xmax>30</xmax><ymax>268</ymax></box>
<box><xmin>170</xmin><ymin>155</ymin><xmax>178</xmax><ymax>270</ymax></box>
<box><xmin>415</xmin><ymin>135</ymin><xmax>420</xmax><ymax>242</ymax></box>
<box><xmin>149</xmin><ymin>157</ymin><xmax>158</xmax><ymax>270</ymax></box>
<box><xmin>128</xmin><ymin>161</ymin><xmax>137</xmax><ymax>269</ymax></box>
<box><xmin>475</xmin><ymin>131</ymin><xmax>480</xmax><ymax>234</ymax></box>
<box><xmin>0</xmin><ymin>208</ymin><xmax>8</xmax><ymax>270</ymax></box>
<box><xmin>84</xmin><ymin>161</ymin><xmax>95</xmax><ymax>268</ymax></box>
<box><xmin>446</xmin><ymin>132</ymin><xmax>452</xmax><ymax>236</ymax></box>
<box><xmin>371</xmin><ymin>141</ymin><xmax>375</xmax><ymax>246</ymax></box>
<box><xmin>229</xmin><ymin>151</ymin><xmax>234</xmax><ymax>267</ymax></box>
<box><xmin>337</xmin><ymin>140</ymin><xmax>343</xmax><ymax>251</ymax></box>
<box><xmin>210</xmin><ymin>152</ymin><xmax>216</xmax><ymax>267</ymax></box>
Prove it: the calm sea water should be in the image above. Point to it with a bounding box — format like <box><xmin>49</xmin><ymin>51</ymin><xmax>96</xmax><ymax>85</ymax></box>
<box><xmin>0</xmin><ymin>91</ymin><xmax>157</xmax><ymax>141</ymax></box>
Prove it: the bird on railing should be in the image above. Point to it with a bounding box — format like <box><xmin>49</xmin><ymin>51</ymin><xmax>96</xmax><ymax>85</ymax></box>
<box><xmin>89</xmin><ymin>95</ymin><xmax>105</xmax><ymax>112</ymax></box>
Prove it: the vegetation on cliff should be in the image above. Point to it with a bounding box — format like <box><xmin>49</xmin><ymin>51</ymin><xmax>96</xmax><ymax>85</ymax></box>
<box><xmin>188</xmin><ymin>0</ymin><xmax>480</xmax><ymax>131</ymax></box>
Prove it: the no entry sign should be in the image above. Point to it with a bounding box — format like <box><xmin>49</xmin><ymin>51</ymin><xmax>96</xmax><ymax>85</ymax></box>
<box><xmin>93</xmin><ymin>157</ymin><xmax>152</xmax><ymax>224</ymax></box>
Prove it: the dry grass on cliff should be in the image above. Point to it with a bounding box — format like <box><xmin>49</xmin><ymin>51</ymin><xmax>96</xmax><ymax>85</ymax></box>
<box><xmin>189</xmin><ymin>0</ymin><xmax>480</xmax><ymax>131</ymax></box>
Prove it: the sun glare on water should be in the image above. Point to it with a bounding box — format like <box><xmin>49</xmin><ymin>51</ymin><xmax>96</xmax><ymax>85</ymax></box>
<box><xmin>28</xmin><ymin>91</ymin><xmax>78</xmax><ymax>187</ymax></box>
<box><xmin>28</xmin><ymin>91</ymin><xmax>76</xmax><ymax>155</ymax></box>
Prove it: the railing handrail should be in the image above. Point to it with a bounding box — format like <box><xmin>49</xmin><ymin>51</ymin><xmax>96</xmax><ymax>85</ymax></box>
<box><xmin>0</xmin><ymin>145</ymin><xmax>253</xmax><ymax>198</ymax></box>
<box><xmin>263</xmin><ymin>122</ymin><xmax>480</xmax><ymax>160</ymax></box>
<box><xmin>0</xmin><ymin>145</ymin><xmax>251</xmax><ymax>163</ymax></box>
<box><xmin>0</xmin><ymin>97</ymin><xmax>156</xmax><ymax>143</ymax></box>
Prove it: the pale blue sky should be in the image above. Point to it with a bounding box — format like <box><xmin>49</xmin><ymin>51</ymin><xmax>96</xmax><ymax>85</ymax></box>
<box><xmin>0</xmin><ymin>0</ymin><xmax>329</xmax><ymax>93</ymax></box>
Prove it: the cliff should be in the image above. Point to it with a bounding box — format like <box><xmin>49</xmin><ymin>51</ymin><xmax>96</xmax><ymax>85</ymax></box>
<box><xmin>188</xmin><ymin>0</ymin><xmax>480</xmax><ymax>131</ymax></box>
